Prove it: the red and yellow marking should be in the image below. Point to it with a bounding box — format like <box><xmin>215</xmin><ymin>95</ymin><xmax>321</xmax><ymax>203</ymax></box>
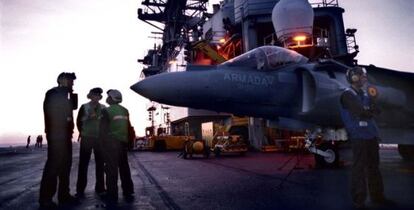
<box><xmin>368</xmin><ymin>86</ymin><xmax>378</xmax><ymax>98</ymax></box>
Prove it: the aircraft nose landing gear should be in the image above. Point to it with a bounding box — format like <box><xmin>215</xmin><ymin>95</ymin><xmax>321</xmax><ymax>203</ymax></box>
<box><xmin>305</xmin><ymin>129</ymin><xmax>341</xmax><ymax>168</ymax></box>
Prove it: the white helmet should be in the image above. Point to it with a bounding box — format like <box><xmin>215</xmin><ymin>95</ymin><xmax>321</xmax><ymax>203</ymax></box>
<box><xmin>107</xmin><ymin>89</ymin><xmax>122</xmax><ymax>103</ymax></box>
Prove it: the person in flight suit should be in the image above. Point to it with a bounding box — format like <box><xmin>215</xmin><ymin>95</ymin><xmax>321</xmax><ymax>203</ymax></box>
<box><xmin>75</xmin><ymin>87</ymin><xmax>106</xmax><ymax>197</ymax></box>
<box><xmin>39</xmin><ymin>72</ymin><xmax>78</xmax><ymax>209</ymax></box>
<box><xmin>100</xmin><ymin>89</ymin><xmax>134</xmax><ymax>204</ymax></box>
<box><xmin>340</xmin><ymin>66</ymin><xmax>395</xmax><ymax>209</ymax></box>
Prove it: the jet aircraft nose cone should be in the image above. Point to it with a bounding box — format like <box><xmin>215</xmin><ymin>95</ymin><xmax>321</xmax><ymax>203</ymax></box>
<box><xmin>130</xmin><ymin>78</ymin><xmax>152</xmax><ymax>98</ymax></box>
<box><xmin>130</xmin><ymin>72</ymin><xmax>187</xmax><ymax>103</ymax></box>
<box><xmin>130</xmin><ymin>71</ymin><xmax>209</xmax><ymax>106</ymax></box>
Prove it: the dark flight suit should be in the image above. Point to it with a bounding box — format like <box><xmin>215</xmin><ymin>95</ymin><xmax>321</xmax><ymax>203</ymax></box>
<box><xmin>76</xmin><ymin>102</ymin><xmax>106</xmax><ymax>194</ymax></box>
<box><xmin>39</xmin><ymin>86</ymin><xmax>76</xmax><ymax>203</ymax></box>
<box><xmin>340</xmin><ymin>87</ymin><xmax>384</xmax><ymax>206</ymax></box>
<box><xmin>100</xmin><ymin>104</ymin><xmax>134</xmax><ymax>202</ymax></box>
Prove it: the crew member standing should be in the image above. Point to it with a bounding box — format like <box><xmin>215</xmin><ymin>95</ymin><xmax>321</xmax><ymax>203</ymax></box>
<box><xmin>75</xmin><ymin>87</ymin><xmax>106</xmax><ymax>197</ymax></box>
<box><xmin>340</xmin><ymin>66</ymin><xmax>394</xmax><ymax>209</ymax></box>
<box><xmin>100</xmin><ymin>89</ymin><xmax>134</xmax><ymax>204</ymax></box>
<box><xmin>36</xmin><ymin>135</ymin><xmax>43</xmax><ymax>148</ymax></box>
<box><xmin>26</xmin><ymin>135</ymin><xmax>31</xmax><ymax>148</ymax></box>
<box><xmin>39</xmin><ymin>72</ymin><xmax>78</xmax><ymax>209</ymax></box>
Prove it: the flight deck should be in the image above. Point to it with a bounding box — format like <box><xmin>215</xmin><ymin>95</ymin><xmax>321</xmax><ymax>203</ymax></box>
<box><xmin>0</xmin><ymin>143</ymin><xmax>413</xmax><ymax>210</ymax></box>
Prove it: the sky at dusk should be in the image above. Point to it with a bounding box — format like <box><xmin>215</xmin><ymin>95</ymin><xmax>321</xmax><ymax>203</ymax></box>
<box><xmin>0</xmin><ymin>0</ymin><xmax>413</xmax><ymax>146</ymax></box>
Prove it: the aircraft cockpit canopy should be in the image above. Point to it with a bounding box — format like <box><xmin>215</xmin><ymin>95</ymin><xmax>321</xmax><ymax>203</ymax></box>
<box><xmin>221</xmin><ymin>46</ymin><xmax>308</xmax><ymax>70</ymax></box>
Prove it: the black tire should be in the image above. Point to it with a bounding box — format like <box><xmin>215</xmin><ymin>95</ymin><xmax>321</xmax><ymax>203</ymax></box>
<box><xmin>214</xmin><ymin>147</ymin><xmax>221</xmax><ymax>157</ymax></box>
<box><xmin>154</xmin><ymin>139</ymin><xmax>166</xmax><ymax>152</ymax></box>
<box><xmin>204</xmin><ymin>146</ymin><xmax>210</xmax><ymax>158</ymax></box>
<box><xmin>398</xmin><ymin>144</ymin><xmax>414</xmax><ymax>161</ymax></box>
<box><xmin>314</xmin><ymin>142</ymin><xmax>339</xmax><ymax>168</ymax></box>
<box><xmin>183</xmin><ymin>142</ymin><xmax>191</xmax><ymax>159</ymax></box>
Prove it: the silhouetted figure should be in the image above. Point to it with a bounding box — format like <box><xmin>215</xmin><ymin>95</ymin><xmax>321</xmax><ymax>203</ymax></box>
<box><xmin>39</xmin><ymin>72</ymin><xmax>78</xmax><ymax>209</ymax></box>
<box><xmin>36</xmin><ymin>135</ymin><xmax>44</xmax><ymax>148</ymax></box>
<box><xmin>100</xmin><ymin>89</ymin><xmax>134</xmax><ymax>205</ymax></box>
<box><xmin>39</xmin><ymin>135</ymin><xmax>43</xmax><ymax>147</ymax></box>
<box><xmin>26</xmin><ymin>135</ymin><xmax>31</xmax><ymax>148</ymax></box>
<box><xmin>36</xmin><ymin>135</ymin><xmax>40</xmax><ymax>147</ymax></box>
<box><xmin>75</xmin><ymin>87</ymin><xmax>106</xmax><ymax>197</ymax></box>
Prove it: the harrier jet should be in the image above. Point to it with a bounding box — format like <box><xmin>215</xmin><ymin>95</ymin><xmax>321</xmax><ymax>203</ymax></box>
<box><xmin>132</xmin><ymin>46</ymin><xmax>414</xmax><ymax>165</ymax></box>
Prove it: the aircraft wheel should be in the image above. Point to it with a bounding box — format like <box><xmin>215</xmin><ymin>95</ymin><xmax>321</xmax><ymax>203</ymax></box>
<box><xmin>398</xmin><ymin>144</ymin><xmax>414</xmax><ymax>161</ymax></box>
<box><xmin>314</xmin><ymin>142</ymin><xmax>339</xmax><ymax>168</ymax></box>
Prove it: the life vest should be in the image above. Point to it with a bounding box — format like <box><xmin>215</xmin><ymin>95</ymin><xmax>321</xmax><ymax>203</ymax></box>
<box><xmin>340</xmin><ymin>88</ymin><xmax>379</xmax><ymax>140</ymax></box>
<box><xmin>106</xmin><ymin>104</ymin><xmax>129</xmax><ymax>142</ymax></box>
<box><xmin>80</xmin><ymin>102</ymin><xmax>105</xmax><ymax>138</ymax></box>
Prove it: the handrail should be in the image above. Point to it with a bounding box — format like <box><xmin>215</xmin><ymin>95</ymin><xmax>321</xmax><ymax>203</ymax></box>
<box><xmin>308</xmin><ymin>0</ymin><xmax>339</xmax><ymax>8</ymax></box>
